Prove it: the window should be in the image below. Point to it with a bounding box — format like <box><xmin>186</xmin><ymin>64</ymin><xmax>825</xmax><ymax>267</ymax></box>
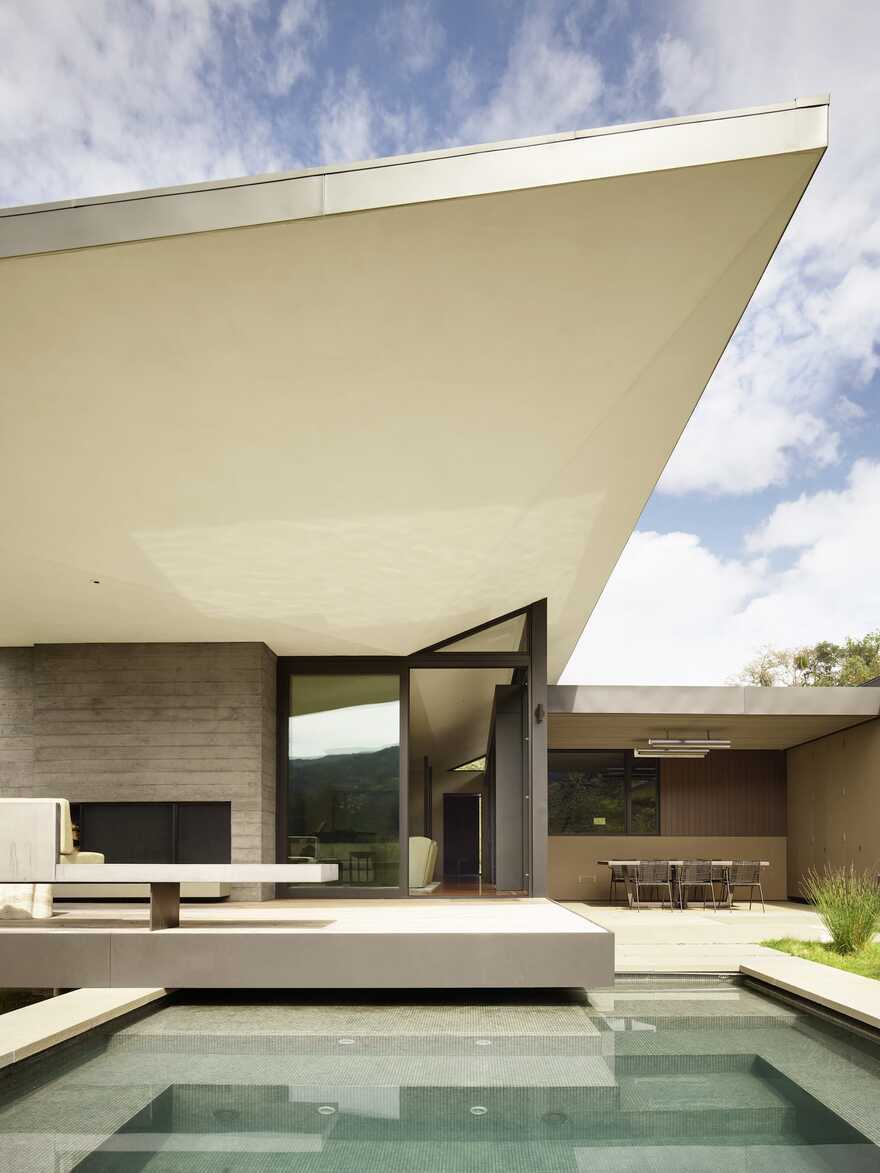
<box><xmin>548</xmin><ymin>750</ymin><xmax>659</xmax><ymax>835</ymax></box>
<box><xmin>287</xmin><ymin>673</ymin><xmax>401</xmax><ymax>888</ymax></box>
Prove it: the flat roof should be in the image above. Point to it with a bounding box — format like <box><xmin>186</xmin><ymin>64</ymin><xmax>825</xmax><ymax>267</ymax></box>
<box><xmin>548</xmin><ymin>684</ymin><xmax>878</xmax><ymax>750</ymax></box>
<box><xmin>0</xmin><ymin>99</ymin><xmax>828</xmax><ymax>674</ymax></box>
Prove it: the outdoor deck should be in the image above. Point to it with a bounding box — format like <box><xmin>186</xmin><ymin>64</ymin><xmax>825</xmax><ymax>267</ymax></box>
<box><xmin>0</xmin><ymin>898</ymin><xmax>613</xmax><ymax>991</ymax></box>
<box><xmin>565</xmin><ymin>900</ymin><xmax>828</xmax><ymax>973</ymax></box>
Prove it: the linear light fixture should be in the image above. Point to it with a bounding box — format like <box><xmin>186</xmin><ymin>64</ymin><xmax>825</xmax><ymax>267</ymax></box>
<box><xmin>633</xmin><ymin>747</ymin><xmax>708</xmax><ymax>759</ymax></box>
<box><xmin>648</xmin><ymin>737</ymin><xmax>731</xmax><ymax>750</ymax></box>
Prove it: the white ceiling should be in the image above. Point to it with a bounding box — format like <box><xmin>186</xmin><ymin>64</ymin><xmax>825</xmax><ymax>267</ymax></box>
<box><xmin>0</xmin><ymin>102</ymin><xmax>826</xmax><ymax>677</ymax></box>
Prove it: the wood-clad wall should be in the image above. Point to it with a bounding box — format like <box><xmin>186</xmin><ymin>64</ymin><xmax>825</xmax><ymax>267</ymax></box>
<box><xmin>660</xmin><ymin>750</ymin><xmax>786</xmax><ymax>836</ymax></box>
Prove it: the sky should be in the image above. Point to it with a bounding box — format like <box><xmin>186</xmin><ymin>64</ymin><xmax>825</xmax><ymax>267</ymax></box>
<box><xmin>1</xmin><ymin>0</ymin><xmax>878</xmax><ymax>685</ymax></box>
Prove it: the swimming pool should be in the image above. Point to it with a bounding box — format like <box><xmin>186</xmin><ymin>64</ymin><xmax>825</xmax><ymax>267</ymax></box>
<box><xmin>1</xmin><ymin>978</ymin><xmax>878</xmax><ymax>1171</ymax></box>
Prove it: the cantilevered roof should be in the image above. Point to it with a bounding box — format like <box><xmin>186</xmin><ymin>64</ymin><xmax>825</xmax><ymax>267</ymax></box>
<box><xmin>548</xmin><ymin>684</ymin><xmax>879</xmax><ymax>751</ymax></box>
<box><xmin>0</xmin><ymin>98</ymin><xmax>828</xmax><ymax>676</ymax></box>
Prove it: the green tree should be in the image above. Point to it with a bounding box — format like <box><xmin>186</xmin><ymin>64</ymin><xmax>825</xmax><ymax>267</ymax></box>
<box><xmin>737</xmin><ymin>630</ymin><xmax>880</xmax><ymax>687</ymax></box>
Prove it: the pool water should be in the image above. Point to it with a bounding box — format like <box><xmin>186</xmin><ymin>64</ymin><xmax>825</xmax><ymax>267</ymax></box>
<box><xmin>1</xmin><ymin>980</ymin><xmax>879</xmax><ymax>1172</ymax></box>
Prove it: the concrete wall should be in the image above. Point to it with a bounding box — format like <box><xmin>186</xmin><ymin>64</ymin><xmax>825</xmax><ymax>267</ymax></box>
<box><xmin>0</xmin><ymin>643</ymin><xmax>277</xmax><ymax>900</ymax></box>
<box><xmin>548</xmin><ymin>834</ymin><xmax>787</xmax><ymax>901</ymax></box>
<box><xmin>0</xmin><ymin>647</ymin><xmax>34</xmax><ymax>797</ymax></box>
<box><xmin>787</xmin><ymin>718</ymin><xmax>880</xmax><ymax>897</ymax></box>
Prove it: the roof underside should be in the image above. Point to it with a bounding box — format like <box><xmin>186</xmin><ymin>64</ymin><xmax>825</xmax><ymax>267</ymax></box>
<box><xmin>0</xmin><ymin>101</ymin><xmax>828</xmax><ymax>677</ymax></box>
<box><xmin>548</xmin><ymin>684</ymin><xmax>878</xmax><ymax>750</ymax></box>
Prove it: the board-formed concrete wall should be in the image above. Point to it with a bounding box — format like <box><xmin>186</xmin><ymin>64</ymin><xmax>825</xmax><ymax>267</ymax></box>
<box><xmin>0</xmin><ymin>643</ymin><xmax>276</xmax><ymax>900</ymax></box>
<box><xmin>787</xmin><ymin>718</ymin><xmax>880</xmax><ymax>898</ymax></box>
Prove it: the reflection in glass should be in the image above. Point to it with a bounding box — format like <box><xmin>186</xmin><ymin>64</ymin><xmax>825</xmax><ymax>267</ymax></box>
<box><xmin>548</xmin><ymin>751</ymin><xmax>626</xmax><ymax>834</ymax></box>
<box><xmin>629</xmin><ymin>765</ymin><xmax>660</xmax><ymax>834</ymax></box>
<box><xmin>287</xmin><ymin>675</ymin><xmax>400</xmax><ymax>888</ymax></box>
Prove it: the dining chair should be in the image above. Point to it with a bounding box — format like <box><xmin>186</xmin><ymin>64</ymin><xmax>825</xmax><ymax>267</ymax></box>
<box><xmin>609</xmin><ymin>863</ymin><xmax>629</xmax><ymax>904</ymax></box>
<box><xmin>676</xmin><ymin>860</ymin><xmax>717</xmax><ymax>910</ymax></box>
<box><xmin>726</xmin><ymin>860</ymin><xmax>765</xmax><ymax>911</ymax></box>
<box><xmin>710</xmin><ymin>862</ymin><xmax>729</xmax><ymax>905</ymax></box>
<box><xmin>630</xmin><ymin>861</ymin><xmax>674</xmax><ymax>910</ymax></box>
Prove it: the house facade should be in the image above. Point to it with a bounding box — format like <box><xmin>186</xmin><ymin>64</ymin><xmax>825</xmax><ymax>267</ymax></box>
<box><xmin>2</xmin><ymin>97</ymin><xmax>858</xmax><ymax>906</ymax></box>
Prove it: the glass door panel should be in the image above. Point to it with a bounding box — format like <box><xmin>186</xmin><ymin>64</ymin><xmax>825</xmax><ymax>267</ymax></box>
<box><xmin>286</xmin><ymin>674</ymin><xmax>401</xmax><ymax>889</ymax></box>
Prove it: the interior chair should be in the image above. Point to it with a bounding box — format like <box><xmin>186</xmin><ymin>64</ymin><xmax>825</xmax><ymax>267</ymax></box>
<box><xmin>630</xmin><ymin>861</ymin><xmax>674</xmax><ymax>910</ymax></box>
<box><xmin>725</xmin><ymin>860</ymin><xmax>765</xmax><ymax>911</ymax></box>
<box><xmin>0</xmin><ymin>798</ymin><xmax>104</xmax><ymax>919</ymax></box>
<box><xmin>608</xmin><ymin>863</ymin><xmax>629</xmax><ymax>904</ymax></box>
<box><xmin>676</xmin><ymin>860</ymin><xmax>717</xmax><ymax>911</ymax></box>
<box><xmin>408</xmin><ymin>836</ymin><xmax>438</xmax><ymax>889</ymax></box>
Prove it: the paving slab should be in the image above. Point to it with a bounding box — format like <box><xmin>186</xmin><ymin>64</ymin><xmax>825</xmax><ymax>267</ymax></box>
<box><xmin>563</xmin><ymin>901</ymin><xmax>833</xmax><ymax>973</ymax></box>
<box><xmin>741</xmin><ymin>953</ymin><xmax>880</xmax><ymax>1031</ymax></box>
<box><xmin>0</xmin><ymin>987</ymin><xmax>166</xmax><ymax>1068</ymax></box>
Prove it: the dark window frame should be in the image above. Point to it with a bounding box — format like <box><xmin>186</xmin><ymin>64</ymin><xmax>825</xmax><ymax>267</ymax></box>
<box><xmin>275</xmin><ymin>600</ymin><xmax>549</xmax><ymax>898</ymax></box>
<box><xmin>548</xmin><ymin>748</ymin><xmax>661</xmax><ymax>836</ymax></box>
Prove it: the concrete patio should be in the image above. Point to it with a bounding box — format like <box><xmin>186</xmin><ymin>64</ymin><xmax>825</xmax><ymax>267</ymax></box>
<box><xmin>0</xmin><ymin>898</ymin><xmax>614</xmax><ymax>991</ymax></box>
<box><xmin>564</xmin><ymin>900</ymin><xmax>830</xmax><ymax>973</ymax></box>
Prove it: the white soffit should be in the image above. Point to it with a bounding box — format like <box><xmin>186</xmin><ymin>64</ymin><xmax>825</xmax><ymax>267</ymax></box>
<box><xmin>0</xmin><ymin>99</ymin><xmax>828</xmax><ymax>675</ymax></box>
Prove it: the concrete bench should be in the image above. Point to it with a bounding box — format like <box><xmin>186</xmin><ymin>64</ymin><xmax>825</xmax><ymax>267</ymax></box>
<box><xmin>53</xmin><ymin>864</ymin><xmax>338</xmax><ymax>928</ymax></box>
<box><xmin>0</xmin><ymin>799</ymin><xmax>337</xmax><ymax>929</ymax></box>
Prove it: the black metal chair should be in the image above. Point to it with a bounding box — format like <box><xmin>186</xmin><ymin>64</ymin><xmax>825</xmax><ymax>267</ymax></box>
<box><xmin>609</xmin><ymin>863</ymin><xmax>629</xmax><ymax>904</ymax></box>
<box><xmin>676</xmin><ymin>861</ymin><xmax>717</xmax><ymax>910</ymax></box>
<box><xmin>710</xmin><ymin>862</ymin><xmax>729</xmax><ymax>906</ymax></box>
<box><xmin>726</xmin><ymin>860</ymin><xmax>765</xmax><ymax>911</ymax></box>
<box><xmin>631</xmin><ymin>861</ymin><xmax>674</xmax><ymax>910</ymax></box>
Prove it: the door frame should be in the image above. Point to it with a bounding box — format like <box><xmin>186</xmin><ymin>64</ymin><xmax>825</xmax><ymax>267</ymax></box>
<box><xmin>442</xmin><ymin>792</ymin><xmax>482</xmax><ymax>879</ymax></box>
<box><xmin>275</xmin><ymin>599</ymin><xmax>548</xmax><ymax>898</ymax></box>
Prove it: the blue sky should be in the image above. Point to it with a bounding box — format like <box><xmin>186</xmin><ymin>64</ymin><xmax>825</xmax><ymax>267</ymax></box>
<box><xmin>1</xmin><ymin>0</ymin><xmax>878</xmax><ymax>684</ymax></box>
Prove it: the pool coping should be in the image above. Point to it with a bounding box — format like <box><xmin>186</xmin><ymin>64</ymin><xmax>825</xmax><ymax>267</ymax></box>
<box><xmin>740</xmin><ymin>954</ymin><xmax>880</xmax><ymax>1031</ymax></box>
<box><xmin>0</xmin><ymin>987</ymin><xmax>167</xmax><ymax>1068</ymax></box>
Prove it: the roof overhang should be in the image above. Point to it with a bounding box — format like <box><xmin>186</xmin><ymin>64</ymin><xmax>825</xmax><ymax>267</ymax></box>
<box><xmin>0</xmin><ymin>98</ymin><xmax>829</xmax><ymax>675</ymax></box>
<box><xmin>548</xmin><ymin>683</ymin><xmax>879</xmax><ymax>751</ymax></box>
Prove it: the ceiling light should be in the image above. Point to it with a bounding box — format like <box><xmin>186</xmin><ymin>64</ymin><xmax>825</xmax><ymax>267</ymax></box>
<box><xmin>647</xmin><ymin>737</ymin><xmax>731</xmax><ymax>750</ymax></box>
<box><xmin>633</xmin><ymin>747</ymin><xmax>708</xmax><ymax>759</ymax></box>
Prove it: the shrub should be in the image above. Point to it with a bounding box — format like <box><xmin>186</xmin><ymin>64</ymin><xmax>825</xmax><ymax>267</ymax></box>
<box><xmin>801</xmin><ymin>865</ymin><xmax>880</xmax><ymax>955</ymax></box>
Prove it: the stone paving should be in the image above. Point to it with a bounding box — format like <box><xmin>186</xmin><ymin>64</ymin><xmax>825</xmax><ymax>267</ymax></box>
<box><xmin>564</xmin><ymin>900</ymin><xmax>831</xmax><ymax>973</ymax></box>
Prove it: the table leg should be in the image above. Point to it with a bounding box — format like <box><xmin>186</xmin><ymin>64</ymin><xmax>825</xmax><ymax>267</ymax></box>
<box><xmin>150</xmin><ymin>882</ymin><xmax>180</xmax><ymax>930</ymax></box>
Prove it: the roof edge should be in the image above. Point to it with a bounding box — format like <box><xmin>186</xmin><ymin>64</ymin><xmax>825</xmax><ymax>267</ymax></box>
<box><xmin>0</xmin><ymin>94</ymin><xmax>830</xmax><ymax>220</ymax></box>
<box><xmin>549</xmin><ymin>682</ymin><xmax>880</xmax><ymax>719</ymax></box>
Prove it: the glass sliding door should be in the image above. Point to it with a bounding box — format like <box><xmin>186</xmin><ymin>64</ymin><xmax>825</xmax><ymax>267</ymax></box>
<box><xmin>284</xmin><ymin>673</ymin><xmax>402</xmax><ymax>892</ymax></box>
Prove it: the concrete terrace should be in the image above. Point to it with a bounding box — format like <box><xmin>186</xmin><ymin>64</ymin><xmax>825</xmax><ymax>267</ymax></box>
<box><xmin>0</xmin><ymin>898</ymin><xmax>614</xmax><ymax>991</ymax></box>
<box><xmin>565</xmin><ymin>900</ymin><xmax>831</xmax><ymax>973</ymax></box>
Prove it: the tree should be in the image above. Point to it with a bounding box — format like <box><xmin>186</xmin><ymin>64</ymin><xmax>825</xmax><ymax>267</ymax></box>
<box><xmin>736</xmin><ymin>631</ymin><xmax>880</xmax><ymax>687</ymax></box>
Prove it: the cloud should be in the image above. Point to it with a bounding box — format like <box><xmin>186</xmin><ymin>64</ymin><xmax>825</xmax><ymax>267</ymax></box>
<box><xmin>461</xmin><ymin>1</ymin><xmax>603</xmax><ymax>142</ymax></box>
<box><xmin>655</xmin><ymin>34</ymin><xmax>712</xmax><ymax>114</ymax></box>
<box><xmin>0</xmin><ymin>0</ymin><xmax>325</xmax><ymax>205</ymax></box>
<box><xmin>317</xmin><ymin>69</ymin><xmax>376</xmax><ymax>164</ymax></box>
<box><xmin>641</xmin><ymin>0</ymin><xmax>880</xmax><ymax>497</ymax></box>
<box><xmin>562</xmin><ymin>459</ymin><xmax>880</xmax><ymax>685</ymax></box>
<box><xmin>269</xmin><ymin>0</ymin><xmax>328</xmax><ymax>95</ymax></box>
<box><xmin>746</xmin><ymin>458</ymin><xmax>880</xmax><ymax>554</ymax></box>
<box><xmin>377</xmin><ymin>0</ymin><xmax>446</xmax><ymax>76</ymax></box>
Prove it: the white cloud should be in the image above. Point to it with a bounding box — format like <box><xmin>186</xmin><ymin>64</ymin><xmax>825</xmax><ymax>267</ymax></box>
<box><xmin>644</xmin><ymin>1</ymin><xmax>880</xmax><ymax>497</ymax></box>
<box><xmin>461</xmin><ymin>1</ymin><xmax>603</xmax><ymax>143</ymax></box>
<box><xmin>317</xmin><ymin>69</ymin><xmax>376</xmax><ymax>164</ymax></box>
<box><xmin>655</xmin><ymin>34</ymin><xmax>712</xmax><ymax>115</ymax></box>
<box><xmin>269</xmin><ymin>0</ymin><xmax>327</xmax><ymax>95</ymax></box>
<box><xmin>746</xmin><ymin>458</ymin><xmax>880</xmax><ymax>554</ymax></box>
<box><xmin>562</xmin><ymin>458</ymin><xmax>880</xmax><ymax>685</ymax></box>
<box><xmin>378</xmin><ymin>0</ymin><xmax>445</xmax><ymax>76</ymax></box>
<box><xmin>0</xmin><ymin>0</ymin><xmax>326</xmax><ymax>205</ymax></box>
